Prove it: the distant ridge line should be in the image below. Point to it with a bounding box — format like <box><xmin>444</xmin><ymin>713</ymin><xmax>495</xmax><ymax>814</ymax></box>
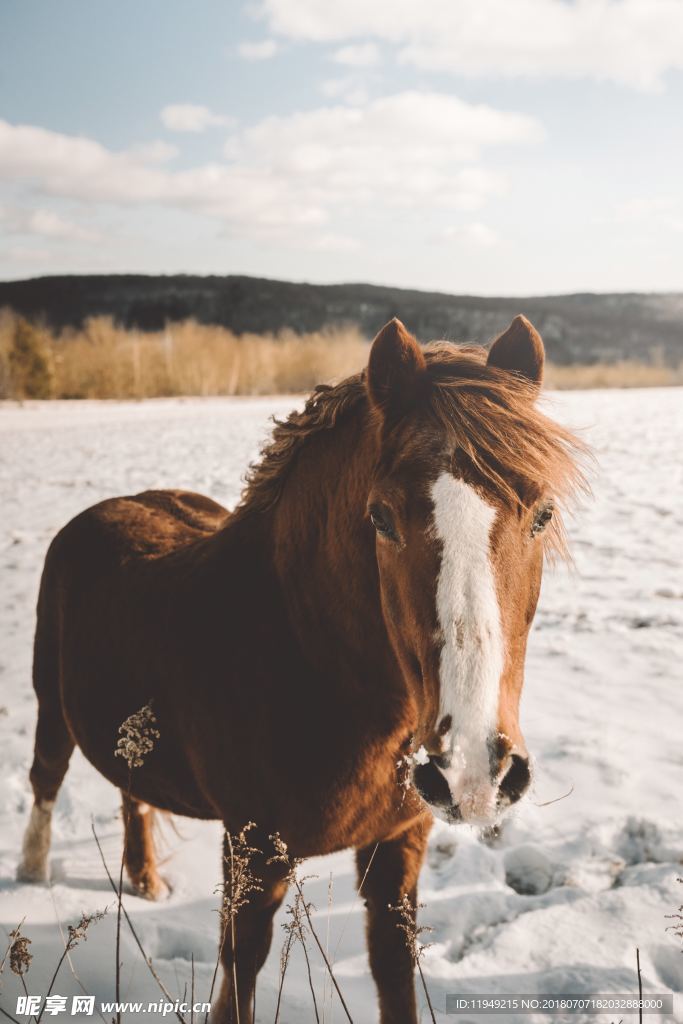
<box><xmin>1</xmin><ymin>273</ymin><xmax>681</xmax><ymax>365</ymax></box>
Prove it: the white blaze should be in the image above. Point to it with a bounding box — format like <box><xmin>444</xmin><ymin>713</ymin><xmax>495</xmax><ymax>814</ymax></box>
<box><xmin>430</xmin><ymin>473</ymin><xmax>504</xmax><ymax>823</ymax></box>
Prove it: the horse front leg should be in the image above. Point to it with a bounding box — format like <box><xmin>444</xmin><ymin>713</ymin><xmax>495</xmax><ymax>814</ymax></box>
<box><xmin>212</xmin><ymin>829</ymin><xmax>289</xmax><ymax>1024</ymax></box>
<box><xmin>356</xmin><ymin>813</ymin><xmax>433</xmax><ymax>1024</ymax></box>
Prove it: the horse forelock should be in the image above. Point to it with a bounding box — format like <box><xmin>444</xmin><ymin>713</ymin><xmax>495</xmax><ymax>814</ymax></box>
<box><xmin>421</xmin><ymin>343</ymin><xmax>589</xmax><ymax>559</ymax></box>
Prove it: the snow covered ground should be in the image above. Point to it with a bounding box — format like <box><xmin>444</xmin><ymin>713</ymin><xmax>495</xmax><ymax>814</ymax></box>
<box><xmin>1</xmin><ymin>390</ymin><xmax>681</xmax><ymax>1023</ymax></box>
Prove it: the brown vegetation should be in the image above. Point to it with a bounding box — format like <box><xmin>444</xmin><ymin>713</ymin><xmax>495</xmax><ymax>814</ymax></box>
<box><xmin>545</xmin><ymin>359</ymin><xmax>683</xmax><ymax>389</ymax></box>
<box><xmin>0</xmin><ymin>312</ymin><xmax>368</xmax><ymax>399</ymax></box>
<box><xmin>0</xmin><ymin>310</ymin><xmax>680</xmax><ymax>400</ymax></box>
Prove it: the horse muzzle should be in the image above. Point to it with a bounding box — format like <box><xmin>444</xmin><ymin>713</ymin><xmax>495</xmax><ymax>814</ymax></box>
<box><xmin>412</xmin><ymin>750</ymin><xmax>532</xmax><ymax>825</ymax></box>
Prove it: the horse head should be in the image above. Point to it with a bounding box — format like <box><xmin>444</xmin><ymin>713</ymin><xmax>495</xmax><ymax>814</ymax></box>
<box><xmin>366</xmin><ymin>316</ymin><xmax>582</xmax><ymax>825</ymax></box>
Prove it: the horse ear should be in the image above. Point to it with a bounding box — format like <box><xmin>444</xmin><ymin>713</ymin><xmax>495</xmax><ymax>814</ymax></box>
<box><xmin>487</xmin><ymin>315</ymin><xmax>545</xmax><ymax>391</ymax></box>
<box><xmin>367</xmin><ymin>318</ymin><xmax>426</xmax><ymax>414</ymax></box>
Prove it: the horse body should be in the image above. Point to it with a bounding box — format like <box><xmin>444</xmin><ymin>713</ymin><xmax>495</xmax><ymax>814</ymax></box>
<box><xmin>18</xmin><ymin>316</ymin><xmax>585</xmax><ymax>1023</ymax></box>
<box><xmin>35</xmin><ymin>479</ymin><xmax>422</xmax><ymax>849</ymax></box>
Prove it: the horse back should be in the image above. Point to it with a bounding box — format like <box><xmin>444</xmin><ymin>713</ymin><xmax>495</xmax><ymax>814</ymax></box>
<box><xmin>59</xmin><ymin>488</ymin><xmax>228</xmax><ymax>559</ymax></box>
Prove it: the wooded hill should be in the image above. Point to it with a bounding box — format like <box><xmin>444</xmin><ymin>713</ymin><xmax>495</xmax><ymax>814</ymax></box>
<box><xmin>1</xmin><ymin>274</ymin><xmax>682</xmax><ymax>365</ymax></box>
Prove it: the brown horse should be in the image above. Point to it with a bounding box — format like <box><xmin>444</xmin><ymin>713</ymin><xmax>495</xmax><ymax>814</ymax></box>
<box><xmin>18</xmin><ymin>315</ymin><xmax>584</xmax><ymax>1023</ymax></box>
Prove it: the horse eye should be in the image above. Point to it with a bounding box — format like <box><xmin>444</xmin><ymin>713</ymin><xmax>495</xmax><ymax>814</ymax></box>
<box><xmin>531</xmin><ymin>501</ymin><xmax>554</xmax><ymax>537</ymax></box>
<box><xmin>369</xmin><ymin>506</ymin><xmax>397</xmax><ymax>540</ymax></box>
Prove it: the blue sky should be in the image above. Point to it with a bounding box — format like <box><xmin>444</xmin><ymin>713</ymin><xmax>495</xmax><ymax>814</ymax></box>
<box><xmin>1</xmin><ymin>0</ymin><xmax>682</xmax><ymax>294</ymax></box>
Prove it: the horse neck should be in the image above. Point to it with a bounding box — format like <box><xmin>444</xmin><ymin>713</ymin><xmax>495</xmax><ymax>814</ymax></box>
<box><xmin>268</xmin><ymin>400</ymin><xmax>408</xmax><ymax>716</ymax></box>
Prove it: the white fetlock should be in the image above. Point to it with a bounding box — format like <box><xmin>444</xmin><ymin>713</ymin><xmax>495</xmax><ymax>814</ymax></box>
<box><xmin>17</xmin><ymin>800</ymin><xmax>54</xmax><ymax>883</ymax></box>
<box><xmin>133</xmin><ymin>872</ymin><xmax>171</xmax><ymax>902</ymax></box>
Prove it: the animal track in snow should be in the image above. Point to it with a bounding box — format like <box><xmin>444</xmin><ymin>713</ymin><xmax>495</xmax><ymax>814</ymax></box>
<box><xmin>504</xmin><ymin>844</ymin><xmax>556</xmax><ymax>895</ymax></box>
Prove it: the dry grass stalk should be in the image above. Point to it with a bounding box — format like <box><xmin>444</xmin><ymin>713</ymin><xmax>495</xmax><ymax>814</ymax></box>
<box><xmin>0</xmin><ymin>1000</ymin><xmax>22</xmax><ymax>1024</ymax></box>
<box><xmin>332</xmin><ymin>843</ymin><xmax>379</xmax><ymax>966</ymax></box>
<box><xmin>190</xmin><ymin>954</ymin><xmax>195</xmax><ymax>1024</ymax></box>
<box><xmin>112</xmin><ymin>702</ymin><xmax>160</xmax><ymax>1023</ymax></box>
<box><xmin>35</xmin><ymin>912</ymin><xmax>106</xmax><ymax>1024</ymax></box>
<box><xmin>283</xmin><ymin>892</ymin><xmax>320</xmax><ymax>1023</ymax></box>
<box><xmin>0</xmin><ymin>921</ymin><xmax>29</xmax><ymax>1024</ymax></box>
<box><xmin>0</xmin><ymin>1002</ymin><xmax>22</xmax><ymax>1024</ymax></box>
<box><xmin>8</xmin><ymin>928</ymin><xmax>32</xmax><ymax>978</ymax></box>
<box><xmin>0</xmin><ymin>920</ymin><xmax>24</xmax><ymax>981</ymax></box>
<box><xmin>46</xmin><ymin>883</ymin><xmax>108</xmax><ymax>1024</ymax></box>
<box><xmin>203</xmin><ymin>823</ymin><xmax>263</xmax><ymax>1024</ymax></box>
<box><xmin>636</xmin><ymin>947</ymin><xmax>643</xmax><ymax>1024</ymax></box>
<box><xmin>219</xmin><ymin>824</ymin><xmax>263</xmax><ymax>1024</ymax></box>
<box><xmin>268</xmin><ymin>824</ymin><xmax>306</xmax><ymax>1014</ymax></box>
<box><xmin>268</xmin><ymin>834</ymin><xmax>353</xmax><ymax>1023</ymax></box>
<box><xmin>389</xmin><ymin>894</ymin><xmax>437</xmax><ymax>1024</ymax></box>
<box><xmin>115</xmin><ymin>785</ymin><xmax>129</xmax><ymax>1024</ymax></box>
<box><xmin>323</xmin><ymin>872</ymin><xmax>333</xmax><ymax>1022</ymax></box>
<box><xmin>665</xmin><ymin>876</ymin><xmax>683</xmax><ymax>946</ymax></box>
<box><xmin>220</xmin><ymin>824</ymin><xmax>263</xmax><ymax>923</ymax></box>
<box><xmin>91</xmin><ymin>824</ymin><xmax>188</xmax><ymax>1024</ymax></box>
<box><xmin>273</xmin><ymin>925</ymin><xmax>295</xmax><ymax>1024</ymax></box>
<box><xmin>65</xmin><ymin>911</ymin><xmax>107</xmax><ymax>951</ymax></box>
<box><xmin>3</xmin><ymin>924</ymin><xmax>35</xmax><ymax>1024</ymax></box>
<box><xmin>115</xmin><ymin>702</ymin><xmax>160</xmax><ymax>770</ymax></box>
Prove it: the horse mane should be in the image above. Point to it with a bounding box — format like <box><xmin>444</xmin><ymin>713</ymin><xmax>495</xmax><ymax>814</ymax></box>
<box><xmin>237</xmin><ymin>342</ymin><xmax>588</xmax><ymax>556</ymax></box>
<box><xmin>236</xmin><ymin>373</ymin><xmax>368</xmax><ymax>515</ymax></box>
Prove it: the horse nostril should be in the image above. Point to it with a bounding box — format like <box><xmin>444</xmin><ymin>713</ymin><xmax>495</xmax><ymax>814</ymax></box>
<box><xmin>413</xmin><ymin>757</ymin><xmax>451</xmax><ymax>808</ymax></box>
<box><xmin>498</xmin><ymin>754</ymin><xmax>531</xmax><ymax>805</ymax></box>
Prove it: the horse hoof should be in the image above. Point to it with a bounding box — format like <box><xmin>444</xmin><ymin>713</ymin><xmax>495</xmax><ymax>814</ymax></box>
<box><xmin>16</xmin><ymin>860</ymin><xmax>49</xmax><ymax>884</ymax></box>
<box><xmin>132</xmin><ymin>874</ymin><xmax>171</xmax><ymax>901</ymax></box>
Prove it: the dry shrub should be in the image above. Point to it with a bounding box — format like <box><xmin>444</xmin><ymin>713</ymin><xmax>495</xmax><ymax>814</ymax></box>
<box><xmin>1</xmin><ymin>308</ymin><xmax>681</xmax><ymax>398</ymax></box>
<box><xmin>0</xmin><ymin>313</ymin><xmax>369</xmax><ymax>399</ymax></box>
<box><xmin>545</xmin><ymin>359</ymin><xmax>683</xmax><ymax>389</ymax></box>
<box><xmin>0</xmin><ymin>309</ymin><xmax>17</xmax><ymax>396</ymax></box>
<box><xmin>0</xmin><ymin>313</ymin><xmax>54</xmax><ymax>398</ymax></box>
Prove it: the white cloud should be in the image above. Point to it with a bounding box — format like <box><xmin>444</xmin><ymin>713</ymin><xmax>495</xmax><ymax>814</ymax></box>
<box><xmin>0</xmin><ymin>94</ymin><xmax>537</xmax><ymax>240</ymax></box>
<box><xmin>0</xmin><ymin>121</ymin><xmax>175</xmax><ymax>203</ymax></box>
<box><xmin>332</xmin><ymin>42</ymin><xmax>379</xmax><ymax>67</ymax></box>
<box><xmin>614</xmin><ymin>196</ymin><xmax>683</xmax><ymax>232</ymax></box>
<box><xmin>161</xmin><ymin>104</ymin><xmax>231</xmax><ymax>133</ymax></box>
<box><xmin>0</xmin><ymin>206</ymin><xmax>99</xmax><ymax>242</ymax></box>
<box><xmin>311</xmin><ymin>232</ymin><xmax>360</xmax><ymax>252</ymax></box>
<box><xmin>0</xmin><ymin>119</ymin><xmax>326</xmax><ymax>230</ymax></box>
<box><xmin>0</xmin><ymin>245</ymin><xmax>50</xmax><ymax>265</ymax></box>
<box><xmin>440</xmin><ymin>222</ymin><xmax>500</xmax><ymax>247</ymax></box>
<box><xmin>258</xmin><ymin>0</ymin><xmax>683</xmax><ymax>90</ymax></box>
<box><xmin>226</xmin><ymin>90</ymin><xmax>541</xmax><ymax>175</ymax></box>
<box><xmin>466</xmin><ymin>222</ymin><xmax>498</xmax><ymax>247</ymax></box>
<box><xmin>319</xmin><ymin>77</ymin><xmax>369</xmax><ymax>105</ymax></box>
<box><xmin>128</xmin><ymin>140</ymin><xmax>179</xmax><ymax>162</ymax></box>
<box><xmin>238</xmin><ymin>38</ymin><xmax>279</xmax><ymax>60</ymax></box>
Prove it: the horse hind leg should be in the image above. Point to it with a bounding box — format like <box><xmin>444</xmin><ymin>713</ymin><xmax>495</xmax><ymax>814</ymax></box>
<box><xmin>17</xmin><ymin>797</ymin><xmax>56</xmax><ymax>882</ymax></box>
<box><xmin>121</xmin><ymin>794</ymin><xmax>170</xmax><ymax>901</ymax></box>
<box><xmin>18</xmin><ymin>588</ymin><xmax>74</xmax><ymax>883</ymax></box>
